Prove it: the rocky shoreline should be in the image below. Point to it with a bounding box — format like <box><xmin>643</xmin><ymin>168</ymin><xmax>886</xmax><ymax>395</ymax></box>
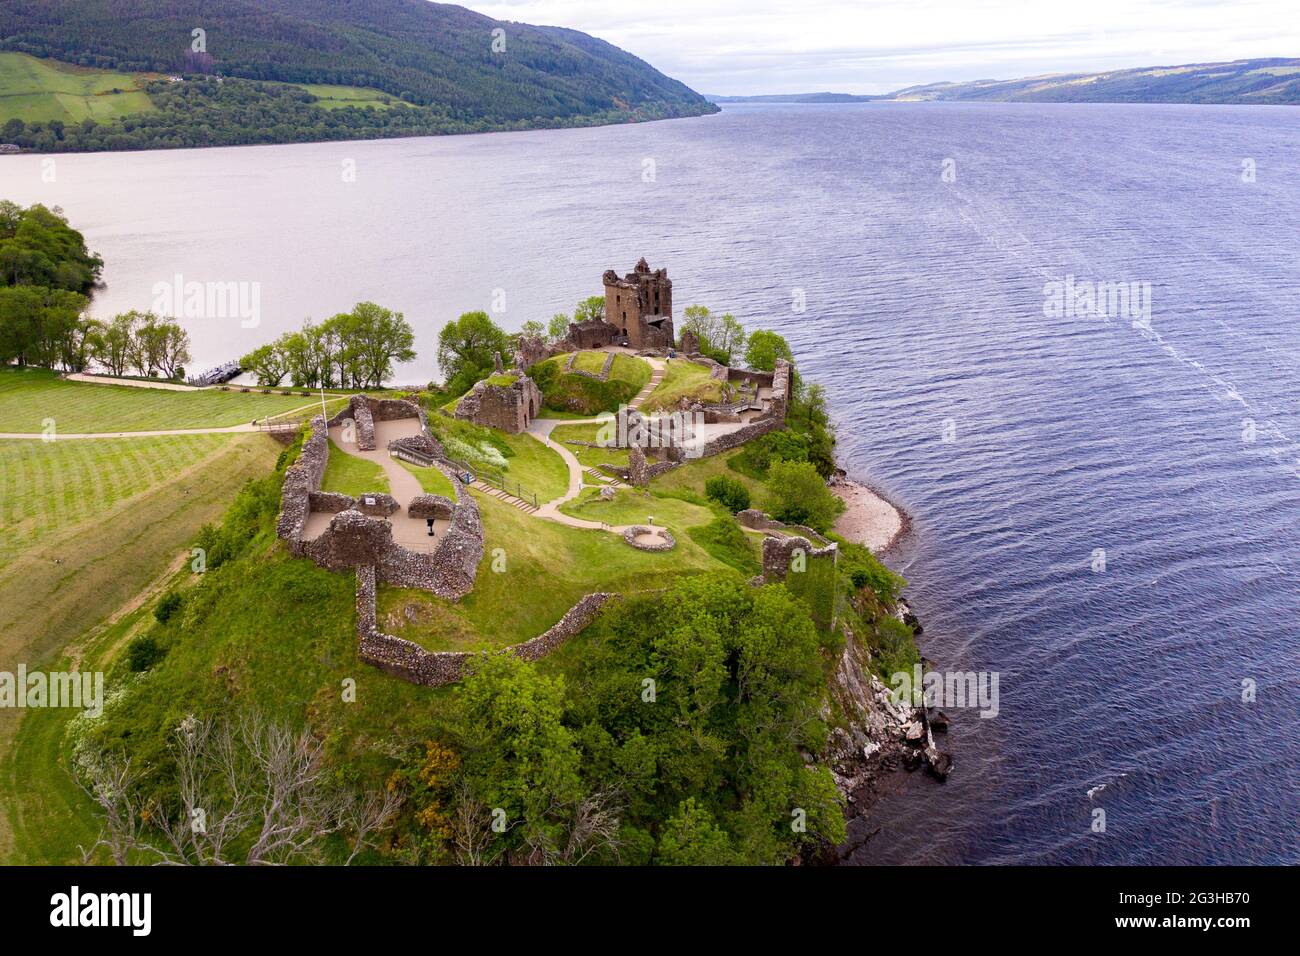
<box><xmin>811</xmin><ymin>469</ymin><xmax>950</xmax><ymax>864</ymax></box>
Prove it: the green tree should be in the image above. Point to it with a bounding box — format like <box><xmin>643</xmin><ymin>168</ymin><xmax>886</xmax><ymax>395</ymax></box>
<box><xmin>547</xmin><ymin>312</ymin><xmax>570</xmax><ymax>342</ymax></box>
<box><xmin>573</xmin><ymin>295</ymin><xmax>605</xmax><ymax>324</ymax></box>
<box><xmin>657</xmin><ymin>798</ymin><xmax>735</xmax><ymax>865</ymax></box>
<box><xmin>744</xmin><ymin>329</ymin><xmax>794</xmax><ymax>372</ymax></box>
<box><xmin>765</xmin><ymin>459</ymin><xmax>845</xmax><ymax>533</ymax></box>
<box><xmin>436</xmin><ymin>310</ymin><xmax>508</xmax><ymax>387</ymax></box>
<box><xmin>241</xmin><ymin>343</ymin><xmax>287</xmax><ymax>386</ymax></box>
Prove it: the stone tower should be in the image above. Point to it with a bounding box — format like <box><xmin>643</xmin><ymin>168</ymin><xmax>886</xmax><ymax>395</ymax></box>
<box><xmin>602</xmin><ymin>258</ymin><xmax>674</xmax><ymax>350</ymax></box>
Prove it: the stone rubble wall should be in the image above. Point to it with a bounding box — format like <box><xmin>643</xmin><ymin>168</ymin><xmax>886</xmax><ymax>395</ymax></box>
<box><xmin>454</xmin><ymin>375</ymin><xmax>542</xmax><ymax>434</ymax></box>
<box><xmin>622</xmin><ymin>526</ymin><xmax>676</xmax><ymax>552</ymax></box>
<box><xmin>277</xmin><ymin>401</ymin><xmax>483</xmax><ymax>601</ymax></box>
<box><xmin>355</xmin><ymin>569</ymin><xmax>615</xmax><ymax>687</ymax></box>
<box><xmin>275</xmin><ymin>414</ymin><xmax>330</xmax><ymax>541</ymax></box>
<box><xmin>736</xmin><ymin>509</ymin><xmax>831</xmax><ymax>546</ymax></box>
<box><xmin>327</xmin><ymin>395</ymin><xmax>376</xmax><ymax>450</ymax></box>
<box><xmin>760</xmin><ymin>533</ymin><xmax>838</xmax><ymax>584</ymax></box>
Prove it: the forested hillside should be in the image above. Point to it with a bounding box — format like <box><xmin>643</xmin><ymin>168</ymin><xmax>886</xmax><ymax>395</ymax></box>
<box><xmin>0</xmin><ymin>0</ymin><xmax>717</xmax><ymax>151</ymax></box>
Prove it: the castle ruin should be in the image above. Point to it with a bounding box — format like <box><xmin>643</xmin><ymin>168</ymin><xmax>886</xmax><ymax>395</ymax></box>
<box><xmin>602</xmin><ymin>257</ymin><xmax>674</xmax><ymax>350</ymax></box>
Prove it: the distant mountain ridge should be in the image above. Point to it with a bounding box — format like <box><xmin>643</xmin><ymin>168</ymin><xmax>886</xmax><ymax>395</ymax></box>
<box><xmin>710</xmin><ymin>58</ymin><xmax>1300</xmax><ymax>106</ymax></box>
<box><xmin>0</xmin><ymin>0</ymin><xmax>717</xmax><ymax>124</ymax></box>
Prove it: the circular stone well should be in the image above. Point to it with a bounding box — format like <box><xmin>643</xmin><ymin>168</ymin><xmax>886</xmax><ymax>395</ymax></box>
<box><xmin>622</xmin><ymin>525</ymin><xmax>676</xmax><ymax>552</ymax></box>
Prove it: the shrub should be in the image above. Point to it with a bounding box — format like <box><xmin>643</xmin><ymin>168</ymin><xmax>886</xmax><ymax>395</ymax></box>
<box><xmin>766</xmin><ymin>460</ymin><xmax>845</xmax><ymax>534</ymax></box>
<box><xmin>730</xmin><ymin>428</ymin><xmax>809</xmax><ymax>479</ymax></box>
<box><xmin>126</xmin><ymin>634</ymin><xmax>167</xmax><ymax>672</ymax></box>
<box><xmin>154</xmin><ymin>590</ymin><xmax>183</xmax><ymax>624</ymax></box>
<box><xmin>704</xmin><ymin>475</ymin><xmax>750</xmax><ymax>513</ymax></box>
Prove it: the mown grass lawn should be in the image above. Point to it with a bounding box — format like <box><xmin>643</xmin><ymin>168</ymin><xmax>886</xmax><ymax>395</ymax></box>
<box><xmin>649</xmin><ymin>446</ymin><xmax>768</xmax><ymax>504</ymax></box>
<box><xmin>0</xmin><ymin>433</ymin><xmax>235</xmax><ymax>566</ymax></box>
<box><xmin>0</xmin><ymin>433</ymin><xmax>281</xmax><ymax>862</ymax></box>
<box><xmin>549</xmin><ymin>421</ymin><xmax>627</xmax><ymax>470</ymax></box>
<box><xmin>320</xmin><ymin>439</ymin><xmax>389</xmax><ymax>497</ymax></box>
<box><xmin>0</xmin><ymin>368</ymin><xmax>317</xmax><ymax>433</ymax></box>
<box><xmin>377</xmin><ymin>490</ymin><xmax>739</xmax><ymax>652</ymax></box>
<box><xmin>0</xmin><ymin>52</ymin><xmax>155</xmax><ymax>125</ymax></box>
<box><xmin>398</xmin><ymin>460</ymin><xmax>456</xmax><ymax>498</ymax></box>
<box><xmin>558</xmin><ymin>486</ymin><xmax>715</xmax><ymax>535</ymax></box>
<box><xmin>640</xmin><ymin>359</ymin><xmax>722</xmax><ymax>412</ymax></box>
<box><xmin>496</xmin><ymin>432</ymin><xmax>570</xmax><ymax>504</ymax></box>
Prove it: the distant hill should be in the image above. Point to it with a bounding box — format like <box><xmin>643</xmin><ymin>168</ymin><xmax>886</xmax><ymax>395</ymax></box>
<box><xmin>0</xmin><ymin>0</ymin><xmax>717</xmax><ymax>151</ymax></box>
<box><xmin>710</xmin><ymin>58</ymin><xmax>1300</xmax><ymax>107</ymax></box>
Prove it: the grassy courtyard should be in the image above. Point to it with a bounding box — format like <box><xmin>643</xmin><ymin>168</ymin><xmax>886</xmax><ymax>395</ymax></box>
<box><xmin>376</xmin><ymin>489</ymin><xmax>738</xmax><ymax>653</ymax></box>
<box><xmin>398</xmin><ymin>460</ymin><xmax>456</xmax><ymax>498</ymax></box>
<box><xmin>319</xmin><ymin>439</ymin><xmax>389</xmax><ymax>497</ymax></box>
<box><xmin>558</xmin><ymin>486</ymin><xmax>715</xmax><ymax>536</ymax></box>
<box><xmin>640</xmin><ymin>359</ymin><xmax>723</xmax><ymax>412</ymax></box>
<box><xmin>0</xmin><ymin>368</ymin><xmax>318</xmax><ymax>433</ymax></box>
<box><xmin>548</xmin><ymin>420</ymin><xmax>627</xmax><ymax>470</ymax></box>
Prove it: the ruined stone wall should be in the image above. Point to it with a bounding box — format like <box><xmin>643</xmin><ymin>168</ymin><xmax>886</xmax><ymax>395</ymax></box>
<box><xmin>761</xmin><ymin>534</ymin><xmax>838</xmax><ymax>583</ymax></box>
<box><xmin>326</xmin><ymin>395</ymin><xmax>376</xmax><ymax>450</ymax></box>
<box><xmin>455</xmin><ymin>375</ymin><xmax>542</xmax><ymax>434</ymax></box>
<box><xmin>355</xmin><ymin>571</ymin><xmax>615</xmax><ymax>687</ymax></box>
<box><xmin>767</xmin><ymin>358</ymin><xmax>791</xmax><ymax>423</ymax></box>
<box><xmin>736</xmin><ymin>509</ymin><xmax>831</xmax><ymax>546</ymax></box>
<box><xmin>275</xmin><ymin>415</ymin><xmax>330</xmax><ymax>541</ymax></box>
<box><xmin>568</xmin><ymin>319</ymin><xmax>616</xmax><ymax>350</ymax></box>
<box><xmin>278</xmin><ymin>398</ymin><xmax>482</xmax><ymax>602</ymax></box>
<box><xmin>697</xmin><ymin>416</ymin><xmax>784</xmax><ymax>459</ymax></box>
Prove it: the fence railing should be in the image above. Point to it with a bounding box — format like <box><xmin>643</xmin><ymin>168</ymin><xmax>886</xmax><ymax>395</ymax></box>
<box><xmin>447</xmin><ymin>457</ymin><xmax>539</xmax><ymax>510</ymax></box>
<box><xmin>390</xmin><ymin>444</ymin><xmax>437</xmax><ymax>468</ymax></box>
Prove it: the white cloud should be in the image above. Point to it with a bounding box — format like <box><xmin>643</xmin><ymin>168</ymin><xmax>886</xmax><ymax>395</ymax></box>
<box><xmin>466</xmin><ymin>0</ymin><xmax>1300</xmax><ymax>94</ymax></box>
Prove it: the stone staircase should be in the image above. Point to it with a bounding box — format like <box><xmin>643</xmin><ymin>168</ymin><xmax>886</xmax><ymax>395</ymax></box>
<box><xmin>470</xmin><ymin>479</ymin><xmax>539</xmax><ymax>515</ymax></box>
<box><xmin>630</xmin><ymin>366</ymin><xmax>665</xmax><ymax>410</ymax></box>
<box><xmin>583</xmin><ymin>467</ymin><xmax>624</xmax><ymax>489</ymax></box>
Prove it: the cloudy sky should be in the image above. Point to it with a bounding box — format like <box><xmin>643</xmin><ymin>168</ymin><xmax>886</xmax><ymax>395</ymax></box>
<box><xmin>466</xmin><ymin>0</ymin><xmax>1300</xmax><ymax>95</ymax></box>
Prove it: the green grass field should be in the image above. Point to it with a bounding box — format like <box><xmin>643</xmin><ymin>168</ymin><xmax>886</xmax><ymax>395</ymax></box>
<box><xmin>496</xmin><ymin>431</ymin><xmax>570</xmax><ymax>504</ymax></box>
<box><xmin>377</xmin><ymin>489</ymin><xmax>737</xmax><ymax>652</ymax></box>
<box><xmin>0</xmin><ymin>52</ymin><xmax>155</xmax><ymax>125</ymax></box>
<box><xmin>0</xmin><ymin>368</ymin><xmax>317</xmax><ymax>433</ymax></box>
<box><xmin>640</xmin><ymin>359</ymin><xmax>722</xmax><ymax>412</ymax></box>
<box><xmin>542</xmin><ymin>351</ymin><xmax>651</xmax><ymax>389</ymax></box>
<box><xmin>0</xmin><ymin>433</ymin><xmax>281</xmax><ymax>862</ymax></box>
<box><xmin>291</xmin><ymin>83</ymin><xmax>403</xmax><ymax>111</ymax></box>
<box><xmin>549</xmin><ymin>421</ymin><xmax>627</xmax><ymax>470</ymax></box>
<box><xmin>649</xmin><ymin>446</ymin><xmax>768</xmax><ymax>503</ymax></box>
<box><xmin>0</xmin><ymin>433</ymin><xmax>235</xmax><ymax>567</ymax></box>
<box><xmin>320</xmin><ymin>439</ymin><xmax>389</xmax><ymax>497</ymax></box>
<box><xmin>558</xmin><ymin>486</ymin><xmax>715</xmax><ymax>535</ymax></box>
<box><xmin>398</xmin><ymin>460</ymin><xmax>456</xmax><ymax>498</ymax></box>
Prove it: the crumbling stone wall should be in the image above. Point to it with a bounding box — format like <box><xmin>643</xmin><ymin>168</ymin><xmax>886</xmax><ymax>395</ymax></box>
<box><xmin>767</xmin><ymin>358</ymin><xmax>791</xmax><ymax>423</ymax></box>
<box><xmin>514</xmin><ymin>333</ymin><xmax>552</xmax><ymax>371</ymax></box>
<box><xmin>567</xmin><ymin>319</ymin><xmax>616</xmax><ymax>350</ymax></box>
<box><xmin>276</xmin><ymin>414</ymin><xmax>330</xmax><ymax>541</ymax></box>
<box><xmin>622</xmin><ymin>526</ymin><xmax>676</xmax><ymax>551</ymax></box>
<box><xmin>455</xmin><ymin>374</ymin><xmax>542</xmax><ymax>433</ymax></box>
<box><xmin>736</xmin><ymin>509</ymin><xmax>831</xmax><ymax>545</ymax></box>
<box><xmin>356</xmin><ymin>569</ymin><xmax>615</xmax><ymax>687</ymax></box>
<box><xmin>277</xmin><ymin>402</ymin><xmax>483</xmax><ymax>601</ymax></box>
<box><xmin>327</xmin><ymin>395</ymin><xmax>376</xmax><ymax>450</ymax></box>
<box><xmin>760</xmin><ymin>534</ymin><xmax>838</xmax><ymax>583</ymax></box>
<box><xmin>679</xmin><ymin>328</ymin><xmax>699</xmax><ymax>354</ymax></box>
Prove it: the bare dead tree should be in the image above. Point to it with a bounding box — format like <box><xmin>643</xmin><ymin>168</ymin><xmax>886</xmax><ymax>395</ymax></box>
<box><xmin>450</xmin><ymin>779</ymin><xmax>507</xmax><ymax>867</ymax></box>
<box><xmin>79</xmin><ymin>712</ymin><xmax>400</xmax><ymax>866</ymax></box>
<box><xmin>521</xmin><ymin>787</ymin><xmax>624</xmax><ymax>866</ymax></box>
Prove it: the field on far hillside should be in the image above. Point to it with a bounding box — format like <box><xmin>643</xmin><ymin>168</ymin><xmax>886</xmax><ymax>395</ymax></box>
<box><xmin>0</xmin><ymin>369</ymin><xmax>321</xmax><ymax>432</ymax></box>
<box><xmin>0</xmin><ymin>52</ymin><xmax>155</xmax><ymax>125</ymax></box>
<box><xmin>291</xmin><ymin>83</ymin><xmax>402</xmax><ymax>110</ymax></box>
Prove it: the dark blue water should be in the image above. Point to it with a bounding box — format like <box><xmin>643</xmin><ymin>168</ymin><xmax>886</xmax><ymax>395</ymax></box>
<box><xmin>8</xmin><ymin>101</ymin><xmax>1298</xmax><ymax>863</ymax></box>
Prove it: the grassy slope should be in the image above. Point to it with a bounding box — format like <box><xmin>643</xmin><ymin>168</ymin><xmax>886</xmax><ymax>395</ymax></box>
<box><xmin>285</xmin><ymin>82</ymin><xmax>400</xmax><ymax>110</ymax></box>
<box><xmin>0</xmin><ymin>368</ymin><xmax>316</xmax><ymax>432</ymax></box>
<box><xmin>559</xmin><ymin>486</ymin><xmax>714</xmax><ymax>536</ymax></box>
<box><xmin>0</xmin><ymin>432</ymin><xmax>280</xmax><ymax>862</ymax></box>
<box><xmin>319</xmin><ymin>438</ymin><xmax>389</xmax><ymax>497</ymax></box>
<box><xmin>649</xmin><ymin>446</ymin><xmax>768</xmax><ymax>504</ymax></box>
<box><xmin>549</xmin><ymin>421</ymin><xmax>628</xmax><ymax>470</ymax></box>
<box><xmin>497</xmin><ymin>431</ymin><xmax>569</xmax><ymax>504</ymax></box>
<box><xmin>377</xmin><ymin>489</ymin><xmax>737</xmax><ymax>652</ymax></box>
<box><xmin>398</xmin><ymin>460</ymin><xmax>455</xmax><ymax>498</ymax></box>
<box><xmin>0</xmin><ymin>52</ymin><xmax>154</xmax><ymax>124</ymax></box>
<box><xmin>640</xmin><ymin>359</ymin><xmax>722</xmax><ymax>412</ymax></box>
